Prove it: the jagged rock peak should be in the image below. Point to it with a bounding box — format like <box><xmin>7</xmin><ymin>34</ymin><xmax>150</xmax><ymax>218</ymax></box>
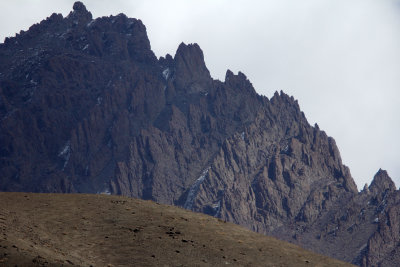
<box><xmin>176</xmin><ymin>42</ymin><xmax>203</xmax><ymax>57</ymax></box>
<box><xmin>68</xmin><ymin>1</ymin><xmax>92</xmax><ymax>22</ymax></box>
<box><xmin>225</xmin><ymin>69</ymin><xmax>234</xmax><ymax>80</ymax></box>
<box><xmin>271</xmin><ymin>90</ymin><xmax>294</xmax><ymax>102</ymax></box>
<box><xmin>173</xmin><ymin>42</ymin><xmax>211</xmax><ymax>88</ymax></box>
<box><xmin>159</xmin><ymin>54</ymin><xmax>174</xmax><ymax>67</ymax></box>
<box><xmin>73</xmin><ymin>1</ymin><xmax>87</xmax><ymax>11</ymax></box>
<box><xmin>369</xmin><ymin>168</ymin><xmax>396</xmax><ymax>195</ymax></box>
<box><xmin>362</xmin><ymin>183</ymin><xmax>369</xmax><ymax>193</ymax></box>
<box><xmin>270</xmin><ymin>90</ymin><xmax>301</xmax><ymax>110</ymax></box>
<box><xmin>225</xmin><ymin>69</ymin><xmax>248</xmax><ymax>82</ymax></box>
<box><xmin>174</xmin><ymin>42</ymin><xmax>208</xmax><ymax>72</ymax></box>
<box><xmin>224</xmin><ymin>69</ymin><xmax>257</xmax><ymax>94</ymax></box>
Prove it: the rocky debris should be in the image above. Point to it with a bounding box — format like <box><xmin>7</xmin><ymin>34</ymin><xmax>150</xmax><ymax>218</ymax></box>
<box><xmin>0</xmin><ymin>2</ymin><xmax>399</xmax><ymax>266</ymax></box>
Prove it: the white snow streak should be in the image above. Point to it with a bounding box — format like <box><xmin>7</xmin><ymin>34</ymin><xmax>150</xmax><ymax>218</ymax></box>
<box><xmin>184</xmin><ymin>167</ymin><xmax>210</xmax><ymax>210</ymax></box>
<box><xmin>212</xmin><ymin>200</ymin><xmax>221</xmax><ymax>217</ymax></box>
<box><xmin>97</xmin><ymin>189</ymin><xmax>111</xmax><ymax>195</ymax></box>
<box><xmin>86</xmin><ymin>19</ymin><xmax>96</xmax><ymax>28</ymax></box>
<box><xmin>162</xmin><ymin>68</ymin><xmax>170</xmax><ymax>80</ymax></box>
<box><xmin>58</xmin><ymin>141</ymin><xmax>71</xmax><ymax>170</ymax></box>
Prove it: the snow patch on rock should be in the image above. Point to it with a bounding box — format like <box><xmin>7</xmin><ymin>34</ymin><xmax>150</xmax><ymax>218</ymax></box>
<box><xmin>184</xmin><ymin>167</ymin><xmax>210</xmax><ymax>210</ymax></box>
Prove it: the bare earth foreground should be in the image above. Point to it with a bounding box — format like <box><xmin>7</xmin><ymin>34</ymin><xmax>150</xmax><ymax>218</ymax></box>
<box><xmin>0</xmin><ymin>193</ymin><xmax>353</xmax><ymax>267</ymax></box>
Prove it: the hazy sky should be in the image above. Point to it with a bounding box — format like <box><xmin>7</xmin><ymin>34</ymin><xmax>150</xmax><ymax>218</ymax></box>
<box><xmin>1</xmin><ymin>0</ymin><xmax>399</xmax><ymax>189</ymax></box>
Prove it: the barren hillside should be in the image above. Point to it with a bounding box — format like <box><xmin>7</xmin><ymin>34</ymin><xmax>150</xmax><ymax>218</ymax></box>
<box><xmin>0</xmin><ymin>192</ymin><xmax>352</xmax><ymax>266</ymax></box>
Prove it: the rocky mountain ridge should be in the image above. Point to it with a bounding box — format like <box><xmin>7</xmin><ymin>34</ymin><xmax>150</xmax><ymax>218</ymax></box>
<box><xmin>0</xmin><ymin>2</ymin><xmax>399</xmax><ymax>266</ymax></box>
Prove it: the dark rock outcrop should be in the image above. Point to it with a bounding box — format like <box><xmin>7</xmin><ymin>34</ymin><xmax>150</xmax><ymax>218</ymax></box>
<box><xmin>0</xmin><ymin>2</ymin><xmax>399</xmax><ymax>266</ymax></box>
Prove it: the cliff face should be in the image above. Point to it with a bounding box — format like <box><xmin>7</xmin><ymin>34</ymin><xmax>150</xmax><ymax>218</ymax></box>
<box><xmin>0</xmin><ymin>2</ymin><xmax>399</xmax><ymax>266</ymax></box>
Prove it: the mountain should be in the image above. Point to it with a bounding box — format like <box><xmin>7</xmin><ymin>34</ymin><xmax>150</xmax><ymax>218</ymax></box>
<box><xmin>0</xmin><ymin>192</ymin><xmax>353</xmax><ymax>266</ymax></box>
<box><xmin>0</xmin><ymin>2</ymin><xmax>399</xmax><ymax>266</ymax></box>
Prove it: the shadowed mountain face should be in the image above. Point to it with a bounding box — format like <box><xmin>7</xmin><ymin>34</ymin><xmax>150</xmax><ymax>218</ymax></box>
<box><xmin>0</xmin><ymin>2</ymin><xmax>399</xmax><ymax>266</ymax></box>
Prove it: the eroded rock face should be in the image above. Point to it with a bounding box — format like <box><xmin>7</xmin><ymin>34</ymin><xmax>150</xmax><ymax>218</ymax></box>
<box><xmin>1</xmin><ymin>2</ymin><xmax>399</xmax><ymax>266</ymax></box>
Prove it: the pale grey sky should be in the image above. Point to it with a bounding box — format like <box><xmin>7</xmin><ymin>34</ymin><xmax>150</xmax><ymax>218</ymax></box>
<box><xmin>1</xmin><ymin>0</ymin><xmax>399</xmax><ymax>189</ymax></box>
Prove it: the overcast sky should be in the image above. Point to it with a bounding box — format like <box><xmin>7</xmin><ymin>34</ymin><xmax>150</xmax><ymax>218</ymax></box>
<box><xmin>1</xmin><ymin>0</ymin><xmax>399</xmax><ymax>189</ymax></box>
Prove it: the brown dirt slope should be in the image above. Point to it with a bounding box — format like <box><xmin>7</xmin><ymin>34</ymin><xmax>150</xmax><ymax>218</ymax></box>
<box><xmin>0</xmin><ymin>193</ymin><xmax>352</xmax><ymax>267</ymax></box>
